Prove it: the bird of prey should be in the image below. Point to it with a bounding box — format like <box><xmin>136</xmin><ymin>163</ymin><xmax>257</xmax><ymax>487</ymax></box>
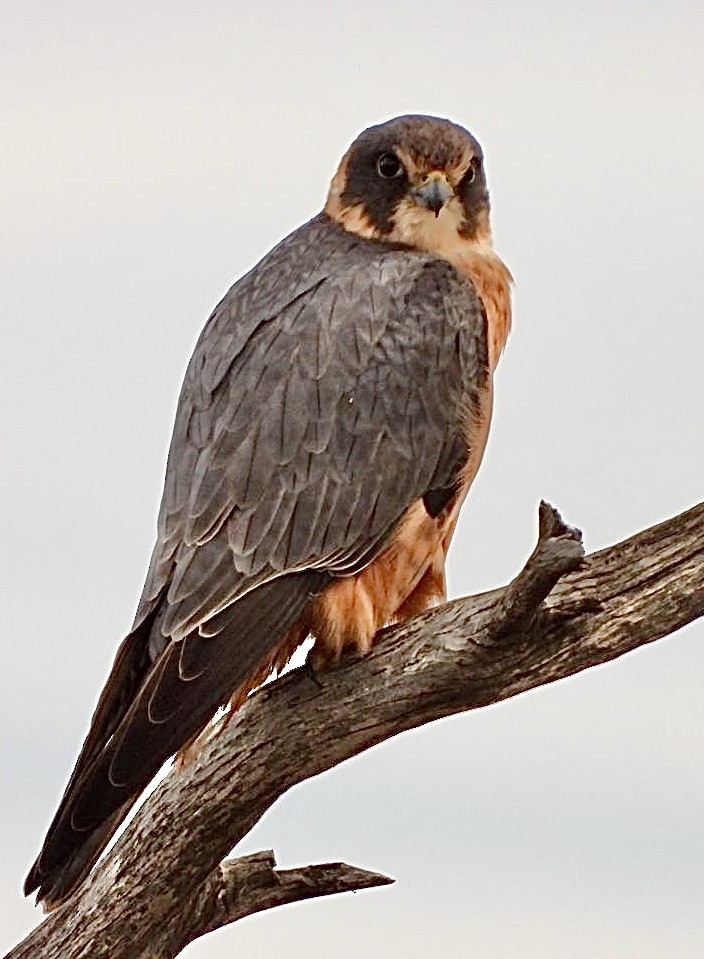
<box><xmin>25</xmin><ymin>114</ymin><xmax>512</xmax><ymax>909</ymax></box>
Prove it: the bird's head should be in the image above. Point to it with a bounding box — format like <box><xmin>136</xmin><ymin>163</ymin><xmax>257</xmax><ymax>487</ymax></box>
<box><xmin>325</xmin><ymin>114</ymin><xmax>493</xmax><ymax>259</ymax></box>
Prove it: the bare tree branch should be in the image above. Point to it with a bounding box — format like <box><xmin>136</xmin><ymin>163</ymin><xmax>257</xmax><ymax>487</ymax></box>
<box><xmin>191</xmin><ymin>850</ymin><xmax>393</xmax><ymax>939</ymax></box>
<box><xmin>7</xmin><ymin>501</ymin><xmax>704</xmax><ymax>959</ymax></box>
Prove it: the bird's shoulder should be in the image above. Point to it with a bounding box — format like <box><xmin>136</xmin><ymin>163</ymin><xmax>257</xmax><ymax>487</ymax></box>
<box><xmin>183</xmin><ymin>214</ymin><xmax>486</xmax><ymax>402</ymax></box>
<box><xmin>137</xmin><ymin>216</ymin><xmax>489</xmax><ymax>635</ymax></box>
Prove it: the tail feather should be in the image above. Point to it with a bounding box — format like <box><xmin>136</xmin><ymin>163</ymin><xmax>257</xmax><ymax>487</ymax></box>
<box><xmin>24</xmin><ymin>570</ymin><xmax>329</xmax><ymax>908</ymax></box>
<box><xmin>25</xmin><ymin>804</ymin><xmax>132</xmax><ymax>911</ymax></box>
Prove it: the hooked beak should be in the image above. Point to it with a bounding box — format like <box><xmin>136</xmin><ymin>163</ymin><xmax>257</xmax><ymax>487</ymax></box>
<box><xmin>412</xmin><ymin>171</ymin><xmax>454</xmax><ymax>217</ymax></box>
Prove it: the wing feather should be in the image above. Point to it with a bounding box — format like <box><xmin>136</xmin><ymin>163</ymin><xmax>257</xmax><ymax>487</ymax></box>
<box><xmin>26</xmin><ymin>215</ymin><xmax>489</xmax><ymax>907</ymax></box>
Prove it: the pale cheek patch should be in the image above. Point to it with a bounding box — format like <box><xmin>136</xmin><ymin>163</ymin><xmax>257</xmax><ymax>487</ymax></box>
<box><xmin>388</xmin><ymin>197</ymin><xmax>470</xmax><ymax>260</ymax></box>
<box><xmin>330</xmin><ymin>203</ymin><xmax>381</xmax><ymax>240</ymax></box>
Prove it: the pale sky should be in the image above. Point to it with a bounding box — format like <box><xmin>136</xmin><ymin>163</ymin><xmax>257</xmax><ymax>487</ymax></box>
<box><xmin>2</xmin><ymin>2</ymin><xmax>703</xmax><ymax>957</ymax></box>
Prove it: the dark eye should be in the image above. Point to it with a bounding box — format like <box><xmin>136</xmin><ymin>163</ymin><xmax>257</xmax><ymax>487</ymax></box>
<box><xmin>464</xmin><ymin>157</ymin><xmax>482</xmax><ymax>185</ymax></box>
<box><xmin>376</xmin><ymin>153</ymin><xmax>403</xmax><ymax>179</ymax></box>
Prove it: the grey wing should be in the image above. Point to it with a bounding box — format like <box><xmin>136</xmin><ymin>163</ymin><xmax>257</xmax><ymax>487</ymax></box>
<box><xmin>25</xmin><ymin>227</ymin><xmax>488</xmax><ymax>907</ymax></box>
<box><xmin>137</xmin><ymin>248</ymin><xmax>488</xmax><ymax>645</ymax></box>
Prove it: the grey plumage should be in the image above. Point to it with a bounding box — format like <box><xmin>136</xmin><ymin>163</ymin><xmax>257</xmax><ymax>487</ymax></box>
<box><xmin>25</xmin><ymin>211</ymin><xmax>488</xmax><ymax>907</ymax></box>
<box><xmin>137</xmin><ymin>215</ymin><xmax>487</xmax><ymax>638</ymax></box>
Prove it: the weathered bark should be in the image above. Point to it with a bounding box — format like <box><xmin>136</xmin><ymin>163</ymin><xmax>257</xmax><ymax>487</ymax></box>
<box><xmin>187</xmin><ymin>851</ymin><xmax>393</xmax><ymax>939</ymax></box>
<box><xmin>7</xmin><ymin>501</ymin><xmax>704</xmax><ymax>959</ymax></box>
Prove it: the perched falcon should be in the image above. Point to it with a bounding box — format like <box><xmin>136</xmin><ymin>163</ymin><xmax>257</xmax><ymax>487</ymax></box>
<box><xmin>25</xmin><ymin>115</ymin><xmax>512</xmax><ymax>908</ymax></box>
